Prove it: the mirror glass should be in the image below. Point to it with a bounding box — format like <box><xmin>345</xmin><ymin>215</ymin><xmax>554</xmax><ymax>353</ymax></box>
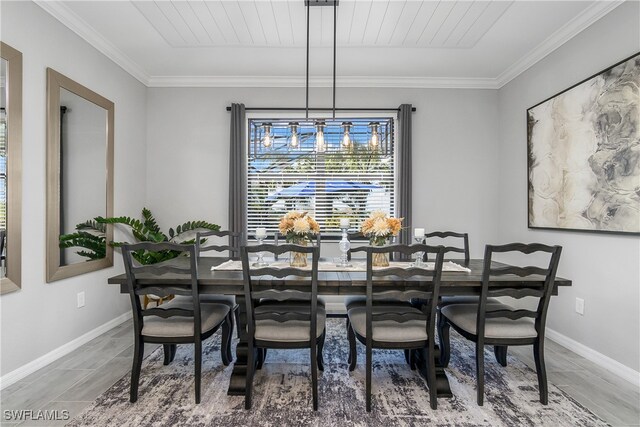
<box><xmin>47</xmin><ymin>68</ymin><xmax>113</xmax><ymax>282</ymax></box>
<box><xmin>0</xmin><ymin>42</ymin><xmax>22</xmax><ymax>294</ymax></box>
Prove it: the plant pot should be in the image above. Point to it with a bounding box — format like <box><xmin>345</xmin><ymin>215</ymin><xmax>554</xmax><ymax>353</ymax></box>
<box><xmin>290</xmin><ymin>237</ymin><xmax>308</xmax><ymax>267</ymax></box>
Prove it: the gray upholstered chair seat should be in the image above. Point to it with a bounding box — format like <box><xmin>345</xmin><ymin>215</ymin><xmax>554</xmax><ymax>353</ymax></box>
<box><xmin>441</xmin><ymin>303</ymin><xmax>537</xmax><ymax>339</ymax></box>
<box><xmin>253</xmin><ymin>305</ymin><xmax>326</xmax><ymax>343</ymax></box>
<box><xmin>142</xmin><ymin>300</ymin><xmax>230</xmax><ymax>338</ymax></box>
<box><xmin>344</xmin><ymin>295</ymin><xmax>411</xmax><ymax>309</ymax></box>
<box><xmin>259</xmin><ymin>296</ymin><xmax>326</xmax><ymax>308</ymax></box>
<box><xmin>347</xmin><ymin>306</ymin><xmax>428</xmax><ymax>343</ymax></box>
<box><xmin>175</xmin><ymin>294</ymin><xmax>236</xmax><ymax>308</ymax></box>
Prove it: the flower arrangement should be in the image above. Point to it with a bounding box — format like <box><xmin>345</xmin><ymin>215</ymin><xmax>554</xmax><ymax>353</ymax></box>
<box><xmin>360</xmin><ymin>211</ymin><xmax>403</xmax><ymax>246</ymax></box>
<box><xmin>278</xmin><ymin>211</ymin><xmax>320</xmax><ymax>243</ymax></box>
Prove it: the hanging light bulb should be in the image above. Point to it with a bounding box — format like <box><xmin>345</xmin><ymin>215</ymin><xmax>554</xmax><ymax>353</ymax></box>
<box><xmin>289</xmin><ymin>122</ymin><xmax>299</xmax><ymax>149</ymax></box>
<box><xmin>315</xmin><ymin>121</ymin><xmax>326</xmax><ymax>153</ymax></box>
<box><xmin>262</xmin><ymin>123</ymin><xmax>272</xmax><ymax>148</ymax></box>
<box><xmin>341</xmin><ymin>122</ymin><xmax>352</xmax><ymax>148</ymax></box>
<box><xmin>369</xmin><ymin>122</ymin><xmax>380</xmax><ymax>149</ymax></box>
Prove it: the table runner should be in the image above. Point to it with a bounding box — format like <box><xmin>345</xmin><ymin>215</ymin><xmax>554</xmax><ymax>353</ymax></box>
<box><xmin>211</xmin><ymin>260</ymin><xmax>471</xmax><ymax>273</ymax></box>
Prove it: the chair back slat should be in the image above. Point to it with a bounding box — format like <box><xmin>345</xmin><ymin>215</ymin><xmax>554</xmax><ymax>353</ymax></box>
<box><xmin>484</xmin><ymin>309</ymin><xmax>537</xmax><ymax>320</ymax></box>
<box><xmin>196</xmin><ymin>230</ymin><xmax>243</xmax><ymax>258</ymax></box>
<box><xmin>487</xmin><ymin>288</ymin><xmax>544</xmax><ymax>299</ymax></box>
<box><xmin>142</xmin><ymin>307</ymin><xmax>194</xmax><ymax>318</ymax></box>
<box><xmin>252</xmin><ymin>289</ymin><xmax>312</xmax><ymax>301</ymax></box>
<box><xmin>476</xmin><ymin>243</ymin><xmax>562</xmax><ymax>343</ymax></box>
<box><xmin>373</xmin><ymin>311</ymin><xmax>428</xmax><ymax>323</ymax></box>
<box><xmin>490</xmin><ymin>265</ymin><xmax>548</xmax><ymax>277</ymax></box>
<box><xmin>122</xmin><ymin>242</ymin><xmax>203</xmax><ymax>339</ymax></box>
<box><xmin>273</xmin><ymin>232</ymin><xmax>321</xmax><ymax>260</ymax></box>
<box><xmin>423</xmin><ymin>231</ymin><xmax>470</xmax><ymax>263</ymax></box>
<box><xmin>241</xmin><ymin>244</ymin><xmax>320</xmax><ymax>345</ymax></box>
<box><xmin>372</xmin><ymin>289</ymin><xmax>430</xmax><ymax>301</ymax></box>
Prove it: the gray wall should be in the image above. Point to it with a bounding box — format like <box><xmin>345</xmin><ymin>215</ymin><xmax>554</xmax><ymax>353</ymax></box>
<box><xmin>0</xmin><ymin>1</ymin><xmax>146</xmax><ymax>376</ymax></box>
<box><xmin>146</xmin><ymin>86</ymin><xmax>501</xmax><ymax>259</ymax></box>
<box><xmin>497</xmin><ymin>1</ymin><xmax>640</xmax><ymax>371</ymax></box>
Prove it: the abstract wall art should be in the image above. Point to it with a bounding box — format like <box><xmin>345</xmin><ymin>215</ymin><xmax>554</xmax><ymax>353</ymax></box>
<box><xmin>527</xmin><ymin>53</ymin><xmax>640</xmax><ymax>235</ymax></box>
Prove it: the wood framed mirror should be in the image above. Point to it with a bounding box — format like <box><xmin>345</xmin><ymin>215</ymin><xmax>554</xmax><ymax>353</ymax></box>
<box><xmin>0</xmin><ymin>42</ymin><xmax>23</xmax><ymax>294</ymax></box>
<box><xmin>46</xmin><ymin>68</ymin><xmax>114</xmax><ymax>282</ymax></box>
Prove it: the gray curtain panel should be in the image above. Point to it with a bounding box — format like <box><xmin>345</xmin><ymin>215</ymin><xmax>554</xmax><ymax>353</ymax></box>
<box><xmin>228</xmin><ymin>103</ymin><xmax>247</xmax><ymax>246</ymax></box>
<box><xmin>397</xmin><ymin>104</ymin><xmax>412</xmax><ymax>254</ymax></box>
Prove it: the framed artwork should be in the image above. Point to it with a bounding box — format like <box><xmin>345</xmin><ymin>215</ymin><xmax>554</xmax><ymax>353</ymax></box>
<box><xmin>527</xmin><ymin>52</ymin><xmax>640</xmax><ymax>235</ymax></box>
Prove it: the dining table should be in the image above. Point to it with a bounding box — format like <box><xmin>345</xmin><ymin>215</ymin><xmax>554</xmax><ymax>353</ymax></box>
<box><xmin>107</xmin><ymin>256</ymin><xmax>572</xmax><ymax>399</ymax></box>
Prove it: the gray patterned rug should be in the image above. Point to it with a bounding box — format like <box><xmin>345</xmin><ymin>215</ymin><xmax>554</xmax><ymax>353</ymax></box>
<box><xmin>67</xmin><ymin>319</ymin><xmax>607</xmax><ymax>427</ymax></box>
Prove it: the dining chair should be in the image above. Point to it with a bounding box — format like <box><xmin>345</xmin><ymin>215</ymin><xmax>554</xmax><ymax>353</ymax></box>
<box><xmin>241</xmin><ymin>244</ymin><xmax>325</xmax><ymax>411</ymax></box>
<box><xmin>193</xmin><ymin>230</ymin><xmax>241</xmax><ymax>337</ymax></box>
<box><xmin>122</xmin><ymin>242</ymin><xmax>233</xmax><ymax>404</ymax></box>
<box><xmin>347</xmin><ymin>244</ymin><xmax>446</xmax><ymax>411</ymax></box>
<box><xmin>439</xmin><ymin>243</ymin><xmax>562</xmax><ymax>406</ymax></box>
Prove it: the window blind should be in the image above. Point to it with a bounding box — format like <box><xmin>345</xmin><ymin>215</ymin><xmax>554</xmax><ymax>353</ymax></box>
<box><xmin>247</xmin><ymin>118</ymin><xmax>395</xmax><ymax>237</ymax></box>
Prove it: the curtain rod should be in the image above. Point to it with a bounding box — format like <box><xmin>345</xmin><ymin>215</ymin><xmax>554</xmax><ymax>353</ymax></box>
<box><xmin>225</xmin><ymin>106</ymin><xmax>416</xmax><ymax>112</ymax></box>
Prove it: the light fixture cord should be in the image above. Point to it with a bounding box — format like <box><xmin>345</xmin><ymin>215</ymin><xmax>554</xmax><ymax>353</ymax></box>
<box><xmin>333</xmin><ymin>0</ymin><xmax>337</xmax><ymax>119</ymax></box>
<box><xmin>306</xmin><ymin>1</ymin><xmax>310</xmax><ymax>120</ymax></box>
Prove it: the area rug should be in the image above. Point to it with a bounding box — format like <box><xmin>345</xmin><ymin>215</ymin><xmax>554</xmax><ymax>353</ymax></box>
<box><xmin>66</xmin><ymin>319</ymin><xmax>607</xmax><ymax>427</ymax></box>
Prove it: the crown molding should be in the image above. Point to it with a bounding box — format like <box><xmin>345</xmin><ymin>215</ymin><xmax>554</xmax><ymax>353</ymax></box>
<box><xmin>495</xmin><ymin>0</ymin><xmax>624</xmax><ymax>88</ymax></box>
<box><xmin>34</xmin><ymin>0</ymin><xmax>150</xmax><ymax>85</ymax></box>
<box><xmin>147</xmin><ymin>75</ymin><xmax>500</xmax><ymax>89</ymax></box>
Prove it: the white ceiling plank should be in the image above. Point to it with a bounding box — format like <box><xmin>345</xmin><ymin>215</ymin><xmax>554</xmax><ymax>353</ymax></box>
<box><xmin>237</xmin><ymin>1</ymin><xmax>267</xmax><ymax>45</ymax></box>
<box><xmin>336</xmin><ymin>0</ymin><xmax>356</xmax><ymax>46</ymax></box>
<box><xmin>154</xmin><ymin>1</ymin><xmax>199</xmax><ymax>45</ymax></box>
<box><xmin>402</xmin><ymin>1</ymin><xmax>439</xmax><ymax>45</ymax></box>
<box><xmin>414</xmin><ymin>1</ymin><xmax>457</xmax><ymax>46</ymax></box>
<box><xmin>444</xmin><ymin>1</ymin><xmax>491</xmax><ymax>48</ymax></box>
<box><xmin>289</xmin><ymin>1</ymin><xmax>307</xmax><ymax>46</ymax></box>
<box><xmin>171</xmin><ymin>1</ymin><xmax>213</xmax><ymax>45</ymax></box>
<box><xmin>348</xmin><ymin>0</ymin><xmax>373</xmax><ymax>44</ymax></box>
<box><xmin>189</xmin><ymin>1</ymin><xmax>227</xmax><ymax>44</ymax></box>
<box><xmin>431</xmin><ymin>1</ymin><xmax>474</xmax><ymax>47</ymax></box>
<box><xmin>457</xmin><ymin>1</ymin><xmax>513</xmax><ymax>47</ymax></box>
<box><xmin>131</xmin><ymin>1</ymin><xmax>185</xmax><ymax>47</ymax></box>
<box><xmin>219</xmin><ymin>1</ymin><xmax>254</xmax><ymax>45</ymax></box>
<box><xmin>271</xmin><ymin>0</ymin><xmax>294</xmax><ymax>45</ymax></box>
<box><xmin>202</xmin><ymin>1</ymin><xmax>240</xmax><ymax>44</ymax></box>
<box><xmin>361</xmin><ymin>0</ymin><xmax>389</xmax><ymax>45</ymax></box>
<box><xmin>308</xmin><ymin>6</ymin><xmax>323</xmax><ymax>46</ymax></box>
<box><xmin>254</xmin><ymin>1</ymin><xmax>281</xmax><ymax>45</ymax></box>
<box><xmin>375</xmin><ymin>0</ymin><xmax>405</xmax><ymax>46</ymax></box>
<box><xmin>388</xmin><ymin>1</ymin><xmax>422</xmax><ymax>46</ymax></box>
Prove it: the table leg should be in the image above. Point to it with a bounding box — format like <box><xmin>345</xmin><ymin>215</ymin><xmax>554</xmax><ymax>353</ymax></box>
<box><xmin>227</xmin><ymin>295</ymin><xmax>257</xmax><ymax>395</ymax></box>
<box><xmin>412</xmin><ymin>344</ymin><xmax>453</xmax><ymax>398</ymax></box>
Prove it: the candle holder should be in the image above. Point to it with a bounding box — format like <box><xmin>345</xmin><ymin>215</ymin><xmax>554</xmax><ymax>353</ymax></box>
<box><xmin>253</xmin><ymin>233</ymin><xmax>268</xmax><ymax>267</ymax></box>
<box><xmin>337</xmin><ymin>226</ymin><xmax>352</xmax><ymax>268</ymax></box>
<box><xmin>414</xmin><ymin>236</ymin><xmax>424</xmax><ymax>267</ymax></box>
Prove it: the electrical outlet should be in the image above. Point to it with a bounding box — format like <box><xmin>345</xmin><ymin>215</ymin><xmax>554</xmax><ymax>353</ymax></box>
<box><xmin>575</xmin><ymin>297</ymin><xmax>584</xmax><ymax>315</ymax></box>
<box><xmin>77</xmin><ymin>292</ymin><xmax>85</xmax><ymax>308</ymax></box>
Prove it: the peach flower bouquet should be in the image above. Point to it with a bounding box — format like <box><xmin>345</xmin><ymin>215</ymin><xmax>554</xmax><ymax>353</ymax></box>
<box><xmin>360</xmin><ymin>211</ymin><xmax>403</xmax><ymax>246</ymax></box>
<box><xmin>278</xmin><ymin>210</ymin><xmax>320</xmax><ymax>243</ymax></box>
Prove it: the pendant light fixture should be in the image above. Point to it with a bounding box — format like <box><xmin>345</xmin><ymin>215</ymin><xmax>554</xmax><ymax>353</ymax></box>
<box><xmin>369</xmin><ymin>122</ymin><xmax>379</xmax><ymax>149</ymax></box>
<box><xmin>305</xmin><ymin>0</ymin><xmax>339</xmax><ymax>153</ymax></box>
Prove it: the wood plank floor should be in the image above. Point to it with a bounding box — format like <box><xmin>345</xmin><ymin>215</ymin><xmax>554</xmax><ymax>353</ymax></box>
<box><xmin>1</xmin><ymin>319</ymin><xmax>638</xmax><ymax>426</ymax></box>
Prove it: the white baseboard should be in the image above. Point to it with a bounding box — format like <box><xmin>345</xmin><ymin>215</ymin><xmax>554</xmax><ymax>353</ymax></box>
<box><xmin>0</xmin><ymin>312</ymin><xmax>132</xmax><ymax>390</ymax></box>
<box><xmin>546</xmin><ymin>327</ymin><xmax>640</xmax><ymax>389</ymax></box>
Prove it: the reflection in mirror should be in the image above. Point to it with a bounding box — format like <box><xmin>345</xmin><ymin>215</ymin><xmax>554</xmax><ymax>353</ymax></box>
<box><xmin>0</xmin><ymin>42</ymin><xmax>22</xmax><ymax>295</ymax></box>
<box><xmin>59</xmin><ymin>88</ymin><xmax>108</xmax><ymax>266</ymax></box>
<box><xmin>46</xmin><ymin>68</ymin><xmax>113</xmax><ymax>282</ymax></box>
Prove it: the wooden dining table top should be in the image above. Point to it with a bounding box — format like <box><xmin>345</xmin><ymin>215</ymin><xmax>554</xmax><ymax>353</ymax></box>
<box><xmin>107</xmin><ymin>257</ymin><xmax>572</xmax><ymax>296</ymax></box>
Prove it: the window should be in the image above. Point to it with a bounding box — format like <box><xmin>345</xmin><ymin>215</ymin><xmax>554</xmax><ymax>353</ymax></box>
<box><xmin>247</xmin><ymin>117</ymin><xmax>395</xmax><ymax>236</ymax></box>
